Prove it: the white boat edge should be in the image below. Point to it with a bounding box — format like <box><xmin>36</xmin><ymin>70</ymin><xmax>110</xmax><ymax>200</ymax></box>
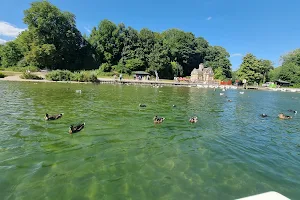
<box><xmin>237</xmin><ymin>191</ymin><xmax>290</xmax><ymax>200</ymax></box>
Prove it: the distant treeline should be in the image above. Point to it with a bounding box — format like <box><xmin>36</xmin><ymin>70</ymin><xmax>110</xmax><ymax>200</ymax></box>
<box><xmin>0</xmin><ymin>1</ymin><xmax>232</xmax><ymax>79</ymax></box>
<box><xmin>0</xmin><ymin>1</ymin><xmax>299</xmax><ymax>84</ymax></box>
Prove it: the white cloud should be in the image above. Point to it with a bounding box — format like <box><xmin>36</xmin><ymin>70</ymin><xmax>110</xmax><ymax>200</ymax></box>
<box><xmin>84</xmin><ymin>27</ymin><xmax>91</xmax><ymax>33</ymax></box>
<box><xmin>231</xmin><ymin>53</ymin><xmax>243</xmax><ymax>57</ymax></box>
<box><xmin>0</xmin><ymin>38</ymin><xmax>7</xmax><ymax>44</ymax></box>
<box><xmin>207</xmin><ymin>17</ymin><xmax>212</xmax><ymax>20</ymax></box>
<box><xmin>0</xmin><ymin>21</ymin><xmax>26</xmax><ymax>37</ymax></box>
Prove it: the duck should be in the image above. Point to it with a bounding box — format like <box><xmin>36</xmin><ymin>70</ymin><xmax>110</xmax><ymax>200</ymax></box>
<box><xmin>220</xmin><ymin>93</ymin><xmax>224</xmax><ymax>96</ymax></box>
<box><xmin>69</xmin><ymin>123</ymin><xmax>85</xmax><ymax>134</ymax></box>
<box><xmin>189</xmin><ymin>116</ymin><xmax>198</xmax><ymax>123</ymax></box>
<box><xmin>172</xmin><ymin>105</ymin><xmax>176</xmax><ymax>107</ymax></box>
<box><xmin>240</xmin><ymin>91</ymin><xmax>244</xmax><ymax>94</ymax></box>
<box><xmin>45</xmin><ymin>113</ymin><xmax>63</xmax><ymax>120</ymax></box>
<box><xmin>139</xmin><ymin>104</ymin><xmax>147</xmax><ymax>107</ymax></box>
<box><xmin>260</xmin><ymin>114</ymin><xmax>268</xmax><ymax>118</ymax></box>
<box><xmin>288</xmin><ymin>109</ymin><xmax>297</xmax><ymax>114</ymax></box>
<box><xmin>278</xmin><ymin>113</ymin><xmax>292</xmax><ymax>120</ymax></box>
<box><xmin>227</xmin><ymin>99</ymin><xmax>232</xmax><ymax>102</ymax></box>
<box><xmin>153</xmin><ymin>116</ymin><xmax>165</xmax><ymax>124</ymax></box>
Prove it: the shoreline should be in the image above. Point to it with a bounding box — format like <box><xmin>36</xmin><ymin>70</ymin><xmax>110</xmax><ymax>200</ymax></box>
<box><xmin>1</xmin><ymin>74</ymin><xmax>300</xmax><ymax>93</ymax></box>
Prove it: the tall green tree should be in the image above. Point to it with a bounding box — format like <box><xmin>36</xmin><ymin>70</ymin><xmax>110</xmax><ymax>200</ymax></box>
<box><xmin>148</xmin><ymin>41</ymin><xmax>172</xmax><ymax>78</ymax></box>
<box><xmin>236</xmin><ymin>53</ymin><xmax>273</xmax><ymax>84</ymax></box>
<box><xmin>162</xmin><ymin>29</ymin><xmax>198</xmax><ymax>75</ymax></box>
<box><xmin>0</xmin><ymin>41</ymin><xmax>23</xmax><ymax>68</ymax></box>
<box><xmin>23</xmin><ymin>1</ymin><xmax>96</xmax><ymax>70</ymax></box>
<box><xmin>204</xmin><ymin>46</ymin><xmax>232</xmax><ymax>78</ymax></box>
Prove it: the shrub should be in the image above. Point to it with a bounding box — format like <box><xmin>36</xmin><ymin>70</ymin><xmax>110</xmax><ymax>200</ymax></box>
<box><xmin>20</xmin><ymin>72</ymin><xmax>43</xmax><ymax>80</ymax></box>
<box><xmin>46</xmin><ymin>70</ymin><xmax>98</xmax><ymax>82</ymax></box>
<box><xmin>99</xmin><ymin>63</ymin><xmax>112</xmax><ymax>72</ymax></box>
<box><xmin>45</xmin><ymin>70</ymin><xmax>74</xmax><ymax>81</ymax></box>
<box><xmin>1</xmin><ymin>66</ymin><xmax>40</xmax><ymax>72</ymax></box>
<box><xmin>0</xmin><ymin>72</ymin><xmax>6</xmax><ymax>78</ymax></box>
<box><xmin>73</xmin><ymin>71</ymin><xmax>98</xmax><ymax>82</ymax></box>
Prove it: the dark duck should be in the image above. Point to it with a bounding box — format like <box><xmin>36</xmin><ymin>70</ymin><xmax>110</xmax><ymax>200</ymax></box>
<box><xmin>288</xmin><ymin>109</ymin><xmax>297</xmax><ymax>114</ymax></box>
<box><xmin>260</xmin><ymin>114</ymin><xmax>268</xmax><ymax>118</ymax></box>
<box><xmin>69</xmin><ymin>123</ymin><xmax>85</xmax><ymax>134</ymax></box>
<box><xmin>153</xmin><ymin>116</ymin><xmax>165</xmax><ymax>124</ymax></box>
<box><xmin>139</xmin><ymin>104</ymin><xmax>147</xmax><ymax>107</ymax></box>
<box><xmin>45</xmin><ymin>113</ymin><xmax>63</xmax><ymax>120</ymax></box>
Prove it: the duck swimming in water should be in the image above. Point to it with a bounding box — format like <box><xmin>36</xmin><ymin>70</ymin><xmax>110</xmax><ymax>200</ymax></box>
<box><xmin>189</xmin><ymin>116</ymin><xmax>198</xmax><ymax>123</ymax></box>
<box><xmin>278</xmin><ymin>113</ymin><xmax>292</xmax><ymax>119</ymax></box>
<box><xmin>153</xmin><ymin>116</ymin><xmax>165</xmax><ymax>124</ymax></box>
<box><xmin>69</xmin><ymin>123</ymin><xmax>85</xmax><ymax>134</ymax></box>
<box><xmin>45</xmin><ymin>113</ymin><xmax>63</xmax><ymax>120</ymax></box>
<box><xmin>139</xmin><ymin>104</ymin><xmax>147</xmax><ymax>107</ymax></box>
<box><xmin>288</xmin><ymin>109</ymin><xmax>297</xmax><ymax>114</ymax></box>
<box><xmin>260</xmin><ymin>114</ymin><xmax>268</xmax><ymax>118</ymax></box>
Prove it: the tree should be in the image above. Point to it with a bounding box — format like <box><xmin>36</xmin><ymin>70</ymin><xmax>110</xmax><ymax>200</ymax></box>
<box><xmin>278</xmin><ymin>63</ymin><xmax>300</xmax><ymax>83</ymax></box>
<box><xmin>236</xmin><ymin>54</ymin><xmax>262</xmax><ymax>84</ymax></box>
<box><xmin>281</xmin><ymin>49</ymin><xmax>300</xmax><ymax>66</ymax></box>
<box><xmin>162</xmin><ymin>29</ymin><xmax>198</xmax><ymax>75</ymax></box>
<box><xmin>0</xmin><ymin>41</ymin><xmax>23</xmax><ymax>67</ymax></box>
<box><xmin>236</xmin><ymin>54</ymin><xmax>273</xmax><ymax>84</ymax></box>
<box><xmin>204</xmin><ymin>46</ymin><xmax>232</xmax><ymax>78</ymax></box>
<box><xmin>23</xmin><ymin>1</ymin><xmax>95</xmax><ymax>70</ymax></box>
<box><xmin>148</xmin><ymin>41</ymin><xmax>172</xmax><ymax>78</ymax></box>
<box><xmin>89</xmin><ymin>19</ymin><xmax>121</xmax><ymax>66</ymax></box>
<box><xmin>171</xmin><ymin>61</ymin><xmax>183</xmax><ymax>77</ymax></box>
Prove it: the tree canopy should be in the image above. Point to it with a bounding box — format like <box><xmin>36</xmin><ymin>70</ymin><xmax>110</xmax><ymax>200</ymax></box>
<box><xmin>236</xmin><ymin>53</ymin><xmax>273</xmax><ymax>84</ymax></box>
<box><xmin>269</xmin><ymin>49</ymin><xmax>300</xmax><ymax>84</ymax></box>
<box><xmin>0</xmin><ymin>0</ymin><xmax>234</xmax><ymax>79</ymax></box>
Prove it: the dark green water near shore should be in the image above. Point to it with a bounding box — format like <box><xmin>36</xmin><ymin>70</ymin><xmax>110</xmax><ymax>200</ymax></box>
<box><xmin>0</xmin><ymin>81</ymin><xmax>299</xmax><ymax>199</ymax></box>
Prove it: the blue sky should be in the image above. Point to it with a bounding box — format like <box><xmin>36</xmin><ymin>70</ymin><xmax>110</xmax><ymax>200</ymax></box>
<box><xmin>0</xmin><ymin>0</ymin><xmax>299</xmax><ymax>70</ymax></box>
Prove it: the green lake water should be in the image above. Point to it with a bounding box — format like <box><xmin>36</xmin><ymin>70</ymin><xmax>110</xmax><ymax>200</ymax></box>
<box><xmin>0</xmin><ymin>81</ymin><xmax>299</xmax><ymax>200</ymax></box>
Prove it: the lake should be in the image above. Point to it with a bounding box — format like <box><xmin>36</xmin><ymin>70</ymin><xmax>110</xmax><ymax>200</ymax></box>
<box><xmin>0</xmin><ymin>81</ymin><xmax>299</xmax><ymax>200</ymax></box>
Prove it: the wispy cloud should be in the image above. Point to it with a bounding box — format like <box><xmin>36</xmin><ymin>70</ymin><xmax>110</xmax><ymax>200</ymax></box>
<box><xmin>84</xmin><ymin>27</ymin><xmax>91</xmax><ymax>33</ymax></box>
<box><xmin>0</xmin><ymin>21</ymin><xmax>26</xmax><ymax>37</ymax></box>
<box><xmin>231</xmin><ymin>53</ymin><xmax>243</xmax><ymax>57</ymax></box>
<box><xmin>206</xmin><ymin>17</ymin><xmax>212</xmax><ymax>21</ymax></box>
<box><xmin>0</xmin><ymin>38</ymin><xmax>7</xmax><ymax>44</ymax></box>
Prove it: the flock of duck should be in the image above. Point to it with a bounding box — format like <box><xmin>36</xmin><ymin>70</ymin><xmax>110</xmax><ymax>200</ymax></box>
<box><xmin>45</xmin><ymin>103</ymin><xmax>199</xmax><ymax>134</ymax></box>
<box><xmin>45</xmin><ymin>89</ymin><xmax>297</xmax><ymax>134</ymax></box>
<box><xmin>45</xmin><ymin>113</ymin><xmax>85</xmax><ymax>134</ymax></box>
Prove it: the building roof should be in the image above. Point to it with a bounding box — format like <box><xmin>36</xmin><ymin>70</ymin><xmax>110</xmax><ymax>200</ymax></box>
<box><xmin>275</xmin><ymin>79</ymin><xmax>290</xmax><ymax>84</ymax></box>
<box><xmin>132</xmin><ymin>71</ymin><xmax>150</xmax><ymax>75</ymax></box>
<box><xmin>191</xmin><ymin>67</ymin><xmax>213</xmax><ymax>75</ymax></box>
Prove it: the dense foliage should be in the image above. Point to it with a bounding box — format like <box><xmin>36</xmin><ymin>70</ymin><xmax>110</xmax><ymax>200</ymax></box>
<box><xmin>0</xmin><ymin>72</ymin><xmax>5</xmax><ymax>78</ymax></box>
<box><xmin>20</xmin><ymin>72</ymin><xmax>43</xmax><ymax>80</ymax></box>
<box><xmin>236</xmin><ymin>54</ymin><xmax>273</xmax><ymax>84</ymax></box>
<box><xmin>0</xmin><ymin>1</ymin><xmax>232</xmax><ymax>79</ymax></box>
<box><xmin>45</xmin><ymin>70</ymin><xmax>98</xmax><ymax>82</ymax></box>
<box><xmin>269</xmin><ymin>49</ymin><xmax>300</xmax><ymax>84</ymax></box>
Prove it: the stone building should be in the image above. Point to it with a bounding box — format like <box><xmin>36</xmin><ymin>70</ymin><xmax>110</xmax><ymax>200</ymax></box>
<box><xmin>190</xmin><ymin>63</ymin><xmax>214</xmax><ymax>83</ymax></box>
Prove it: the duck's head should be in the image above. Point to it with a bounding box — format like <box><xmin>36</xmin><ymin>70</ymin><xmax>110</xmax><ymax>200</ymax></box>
<box><xmin>45</xmin><ymin>113</ymin><xmax>49</xmax><ymax>117</ymax></box>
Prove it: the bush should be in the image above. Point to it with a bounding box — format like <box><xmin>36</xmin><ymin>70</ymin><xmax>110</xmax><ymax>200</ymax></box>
<box><xmin>73</xmin><ymin>71</ymin><xmax>98</xmax><ymax>82</ymax></box>
<box><xmin>0</xmin><ymin>66</ymin><xmax>40</xmax><ymax>72</ymax></box>
<box><xmin>99</xmin><ymin>63</ymin><xmax>112</xmax><ymax>72</ymax></box>
<box><xmin>45</xmin><ymin>70</ymin><xmax>74</xmax><ymax>81</ymax></box>
<box><xmin>20</xmin><ymin>72</ymin><xmax>43</xmax><ymax>80</ymax></box>
<box><xmin>0</xmin><ymin>72</ymin><xmax>6</xmax><ymax>78</ymax></box>
<box><xmin>46</xmin><ymin>70</ymin><xmax>98</xmax><ymax>82</ymax></box>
